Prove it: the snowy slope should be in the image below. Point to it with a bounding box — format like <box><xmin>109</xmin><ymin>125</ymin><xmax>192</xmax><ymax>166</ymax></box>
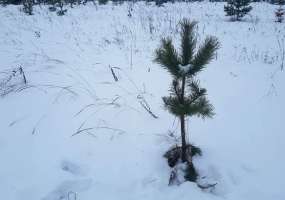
<box><xmin>0</xmin><ymin>2</ymin><xmax>285</xmax><ymax>200</ymax></box>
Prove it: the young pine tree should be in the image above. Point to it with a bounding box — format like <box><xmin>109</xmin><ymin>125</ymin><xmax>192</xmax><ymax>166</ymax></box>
<box><xmin>275</xmin><ymin>0</ymin><xmax>285</xmax><ymax>22</ymax></box>
<box><xmin>224</xmin><ymin>0</ymin><xmax>252</xmax><ymax>21</ymax></box>
<box><xmin>154</xmin><ymin>19</ymin><xmax>219</xmax><ymax>180</ymax></box>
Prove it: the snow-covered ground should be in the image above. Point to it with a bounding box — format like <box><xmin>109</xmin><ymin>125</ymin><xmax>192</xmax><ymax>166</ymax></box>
<box><xmin>0</xmin><ymin>2</ymin><xmax>285</xmax><ymax>200</ymax></box>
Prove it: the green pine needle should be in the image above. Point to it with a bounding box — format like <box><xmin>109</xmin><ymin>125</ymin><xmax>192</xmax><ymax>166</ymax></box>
<box><xmin>188</xmin><ymin>36</ymin><xmax>219</xmax><ymax>77</ymax></box>
<box><xmin>180</xmin><ymin>19</ymin><xmax>197</xmax><ymax>66</ymax></box>
<box><xmin>154</xmin><ymin>38</ymin><xmax>181</xmax><ymax>78</ymax></box>
<box><xmin>156</xmin><ymin>19</ymin><xmax>218</xmax><ymax>119</ymax></box>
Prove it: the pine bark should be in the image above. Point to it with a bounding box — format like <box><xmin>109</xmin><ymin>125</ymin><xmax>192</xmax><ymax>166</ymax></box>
<box><xmin>180</xmin><ymin>76</ymin><xmax>189</xmax><ymax>163</ymax></box>
<box><xmin>180</xmin><ymin>114</ymin><xmax>187</xmax><ymax>162</ymax></box>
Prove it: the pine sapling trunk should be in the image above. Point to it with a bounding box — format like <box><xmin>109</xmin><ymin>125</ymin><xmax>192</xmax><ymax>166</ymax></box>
<box><xmin>180</xmin><ymin>114</ymin><xmax>187</xmax><ymax>162</ymax></box>
<box><xmin>180</xmin><ymin>76</ymin><xmax>189</xmax><ymax>163</ymax></box>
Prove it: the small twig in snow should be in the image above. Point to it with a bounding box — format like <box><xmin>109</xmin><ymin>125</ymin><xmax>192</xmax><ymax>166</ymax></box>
<box><xmin>109</xmin><ymin>65</ymin><xmax>119</xmax><ymax>82</ymax></box>
<box><xmin>19</xmin><ymin>66</ymin><xmax>27</xmax><ymax>84</ymax></box>
<box><xmin>137</xmin><ymin>95</ymin><xmax>158</xmax><ymax>119</ymax></box>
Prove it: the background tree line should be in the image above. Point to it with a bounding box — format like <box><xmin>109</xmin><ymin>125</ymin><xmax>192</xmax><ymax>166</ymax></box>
<box><xmin>0</xmin><ymin>0</ymin><xmax>284</xmax><ymax>23</ymax></box>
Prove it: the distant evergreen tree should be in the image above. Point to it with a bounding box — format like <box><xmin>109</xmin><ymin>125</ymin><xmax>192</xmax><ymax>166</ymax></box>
<box><xmin>0</xmin><ymin>0</ymin><xmax>7</xmax><ymax>6</ymax></box>
<box><xmin>22</xmin><ymin>0</ymin><xmax>34</xmax><ymax>15</ymax></box>
<box><xmin>271</xmin><ymin>0</ymin><xmax>284</xmax><ymax>4</ymax></box>
<box><xmin>154</xmin><ymin>19</ymin><xmax>219</xmax><ymax>181</ymax></box>
<box><xmin>48</xmin><ymin>0</ymin><xmax>58</xmax><ymax>12</ymax></box>
<box><xmin>275</xmin><ymin>0</ymin><xmax>285</xmax><ymax>22</ymax></box>
<box><xmin>98</xmin><ymin>0</ymin><xmax>108</xmax><ymax>5</ymax></box>
<box><xmin>112</xmin><ymin>0</ymin><xmax>124</xmax><ymax>5</ymax></box>
<box><xmin>224</xmin><ymin>0</ymin><xmax>253</xmax><ymax>21</ymax></box>
<box><xmin>0</xmin><ymin>0</ymin><xmax>22</xmax><ymax>6</ymax></box>
<box><xmin>56</xmin><ymin>0</ymin><xmax>67</xmax><ymax>15</ymax></box>
<box><xmin>68</xmin><ymin>0</ymin><xmax>76</xmax><ymax>7</ymax></box>
<box><xmin>155</xmin><ymin>0</ymin><xmax>168</xmax><ymax>6</ymax></box>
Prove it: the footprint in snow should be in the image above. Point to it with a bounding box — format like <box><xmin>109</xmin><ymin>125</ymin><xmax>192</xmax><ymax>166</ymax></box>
<box><xmin>42</xmin><ymin>179</ymin><xmax>92</xmax><ymax>200</ymax></box>
<box><xmin>60</xmin><ymin>160</ymin><xmax>86</xmax><ymax>176</ymax></box>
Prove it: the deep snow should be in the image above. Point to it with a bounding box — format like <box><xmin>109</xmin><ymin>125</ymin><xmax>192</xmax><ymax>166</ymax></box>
<box><xmin>0</xmin><ymin>2</ymin><xmax>285</xmax><ymax>200</ymax></box>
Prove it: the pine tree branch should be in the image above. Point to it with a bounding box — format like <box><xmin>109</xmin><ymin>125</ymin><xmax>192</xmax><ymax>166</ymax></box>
<box><xmin>154</xmin><ymin>38</ymin><xmax>181</xmax><ymax>78</ymax></box>
<box><xmin>180</xmin><ymin>19</ymin><xmax>197</xmax><ymax>66</ymax></box>
<box><xmin>188</xmin><ymin>37</ymin><xmax>219</xmax><ymax>77</ymax></box>
<box><xmin>186</xmin><ymin>96</ymin><xmax>215</xmax><ymax>119</ymax></box>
